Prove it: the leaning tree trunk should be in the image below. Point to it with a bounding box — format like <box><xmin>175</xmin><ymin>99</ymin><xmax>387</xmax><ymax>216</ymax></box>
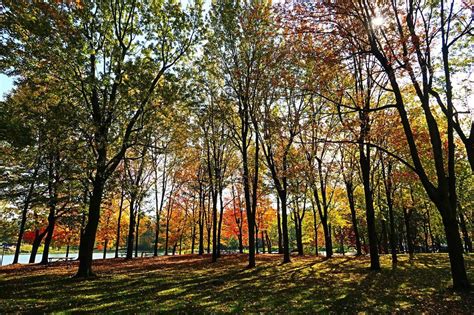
<box><xmin>29</xmin><ymin>229</ymin><xmax>47</xmax><ymax>264</ymax></box>
<box><xmin>40</xmin><ymin>215</ymin><xmax>56</xmax><ymax>265</ymax></box>
<box><xmin>13</xmin><ymin>162</ymin><xmax>39</xmax><ymax>264</ymax></box>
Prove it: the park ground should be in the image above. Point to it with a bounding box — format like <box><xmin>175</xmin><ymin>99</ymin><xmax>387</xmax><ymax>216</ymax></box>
<box><xmin>0</xmin><ymin>253</ymin><xmax>472</xmax><ymax>313</ymax></box>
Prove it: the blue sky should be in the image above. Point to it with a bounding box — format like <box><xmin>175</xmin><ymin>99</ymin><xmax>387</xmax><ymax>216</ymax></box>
<box><xmin>0</xmin><ymin>74</ymin><xmax>14</xmax><ymax>101</ymax></box>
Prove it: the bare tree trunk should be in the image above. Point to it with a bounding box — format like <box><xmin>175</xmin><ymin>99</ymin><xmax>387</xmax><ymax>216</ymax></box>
<box><xmin>458</xmin><ymin>204</ymin><xmax>472</xmax><ymax>253</ymax></box>
<box><xmin>276</xmin><ymin>196</ymin><xmax>283</xmax><ymax>254</ymax></box>
<box><xmin>403</xmin><ymin>207</ymin><xmax>414</xmax><ymax>260</ymax></box>
<box><xmin>345</xmin><ymin>181</ymin><xmax>362</xmax><ymax>256</ymax></box>
<box><xmin>135</xmin><ymin>207</ymin><xmax>140</xmax><ymax>258</ymax></box>
<box><xmin>13</xmin><ymin>158</ymin><xmax>40</xmax><ymax>264</ymax></box>
<box><xmin>115</xmin><ymin>189</ymin><xmax>124</xmax><ymax>258</ymax></box>
<box><xmin>29</xmin><ymin>228</ymin><xmax>47</xmax><ymax>264</ymax></box>
<box><xmin>103</xmin><ymin>239</ymin><xmax>108</xmax><ymax>259</ymax></box>
<box><xmin>126</xmin><ymin>195</ymin><xmax>136</xmax><ymax>259</ymax></box>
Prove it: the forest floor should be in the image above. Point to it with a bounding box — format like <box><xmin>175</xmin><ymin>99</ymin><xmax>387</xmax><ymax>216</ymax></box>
<box><xmin>0</xmin><ymin>253</ymin><xmax>472</xmax><ymax>313</ymax></box>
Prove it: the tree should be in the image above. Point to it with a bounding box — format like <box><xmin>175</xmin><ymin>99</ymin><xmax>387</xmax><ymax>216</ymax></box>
<box><xmin>207</xmin><ymin>0</ymin><xmax>274</xmax><ymax>267</ymax></box>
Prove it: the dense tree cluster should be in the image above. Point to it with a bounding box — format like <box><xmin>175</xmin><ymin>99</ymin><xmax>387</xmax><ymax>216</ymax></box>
<box><xmin>0</xmin><ymin>0</ymin><xmax>472</xmax><ymax>290</ymax></box>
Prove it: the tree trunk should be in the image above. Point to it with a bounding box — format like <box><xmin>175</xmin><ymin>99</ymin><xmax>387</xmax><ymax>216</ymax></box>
<box><xmin>153</xmin><ymin>153</ymin><xmax>167</xmax><ymax>257</ymax></box>
<box><xmin>458</xmin><ymin>205</ymin><xmax>472</xmax><ymax>253</ymax></box>
<box><xmin>191</xmin><ymin>221</ymin><xmax>196</xmax><ymax>254</ymax></box>
<box><xmin>339</xmin><ymin>227</ymin><xmax>345</xmax><ymax>255</ymax></box>
<box><xmin>241</xmin><ymin>127</ymin><xmax>256</xmax><ymax>268</ymax></box>
<box><xmin>126</xmin><ymin>195</ymin><xmax>136</xmax><ymax>259</ymax></box>
<box><xmin>321</xmin><ymin>220</ymin><xmax>333</xmax><ymax>258</ymax></box>
<box><xmin>165</xmin><ymin>218</ymin><xmax>170</xmax><ymax>256</ymax></box>
<box><xmin>442</xmin><ymin>211</ymin><xmax>470</xmax><ymax>290</ymax></box>
<box><xmin>345</xmin><ymin>181</ymin><xmax>361</xmax><ymax>256</ymax></box>
<box><xmin>198</xmin><ymin>219</ymin><xmax>204</xmax><ymax>255</ymax></box>
<box><xmin>40</xmin><ymin>215</ymin><xmax>56</xmax><ymax>265</ymax></box>
<box><xmin>217</xmin><ymin>188</ymin><xmax>224</xmax><ymax>257</ymax></box>
<box><xmin>311</xmin><ymin>199</ymin><xmax>319</xmax><ymax>256</ymax></box>
<box><xmin>255</xmin><ymin>225</ymin><xmax>259</xmax><ymax>254</ymax></box>
<box><xmin>206</xmin><ymin>227</ymin><xmax>211</xmax><ymax>254</ymax></box>
<box><xmin>103</xmin><ymin>239</ymin><xmax>108</xmax><ymax>259</ymax></box>
<box><xmin>13</xmin><ymin>161</ymin><xmax>39</xmax><ymax>264</ymax></box>
<box><xmin>198</xmin><ymin>189</ymin><xmax>205</xmax><ymax>256</ymax></box>
<box><xmin>381</xmin><ymin>219</ymin><xmax>389</xmax><ymax>254</ymax></box>
<box><xmin>29</xmin><ymin>229</ymin><xmax>47</xmax><ymax>264</ymax></box>
<box><xmin>238</xmin><ymin>230</ymin><xmax>243</xmax><ymax>254</ymax></box>
<box><xmin>403</xmin><ymin>207</ymin><xmax>414</xmax><ymax>260</ymax></box>
<box><xmin>211</xmin><ymin>189</ymin><xmax>218</xmax><ymax>262</ymax></box>
<box><xmin>75</xmin><ymin>178</ymin><xmax>105</xmax><ymax>277</ymax></box>
<box><xmin>359</xmin><ymin>144</ymin><xmax>380</xmax><ymax>270</ymax></box>
<box><xmin>115</xmin><ymin>189</ymin><xmax>124</xmax><ymax>258</ymax></box>
<box><xmin>280</xmin><ymin>194</ymin><xmax>291</xmax><ymax>263</ymax></box>
<box><xmin>276</xmin><ymin>196</ymin><xmax>283</xmax><ymax>254</ymax></box>
<box><xmin>381</xmin><ymin>158</ymin><xmax>397</xmax><ymax>264</ymax></box>
<box><xmin>265</xmin><ymin>231</ymin><xmax>272</xmax><ymax>253</ymax></box>
<box><xmin>296</xmin><ymin>220</ymin><xmax>304</xmax><ymax>256</ymax></box>
<box><xmin>388</xmin><ymin>201</ymin><xmax>398</xmax><ymax>264</ymax></box>
<box><xmin>134</xmin><ymin>209</ymin><xmax>140</xmax><ymax>258</ymax></box>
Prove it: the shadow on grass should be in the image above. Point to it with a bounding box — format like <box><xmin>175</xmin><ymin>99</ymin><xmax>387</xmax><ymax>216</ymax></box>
<box><xmin>0</xmin><ymin>253</ymin><xmax>472</xmax><ymax>313</ymax></box>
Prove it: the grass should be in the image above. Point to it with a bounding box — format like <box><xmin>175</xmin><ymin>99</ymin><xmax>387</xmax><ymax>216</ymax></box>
<box><xmin>0</xmin><ymin>253</ymin><xmax>472</xmax><ymax>313</ymax></box>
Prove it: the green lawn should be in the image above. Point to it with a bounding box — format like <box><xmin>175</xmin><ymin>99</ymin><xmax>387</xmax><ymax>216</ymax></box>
<box><xmin>0</xmin><ymin>253</ymin><xmax>472</xmax><ymax>313</ymax></box>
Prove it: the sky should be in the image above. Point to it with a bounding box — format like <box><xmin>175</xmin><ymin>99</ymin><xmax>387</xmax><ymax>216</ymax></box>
<box><xmin>0</xmin><ymin>74</ymin><xmax>14</xmax><ymax>101</ymax></box>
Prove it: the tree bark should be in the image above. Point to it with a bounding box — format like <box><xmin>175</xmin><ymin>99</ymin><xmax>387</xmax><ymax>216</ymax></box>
<box><xmin>13</xmin><ymin>158</ymin><xmax>40</xmax><ymax>264</ymax></box>
<box><xmin>345</xmin><ymin>181</ymin><xmax>362</xmax><ymax>256</ymax></box>
<box><xmin>135</xmin><ymin>208</ymin><xmax>140</xmax><ymax>258</ymax></box>
<box><xmin>40</xmin><ymin>215</ymin><xmax>56</xmax><ymax>265</ymax></box>
<box><xmin>29</xmin><ymin>229</ymin><xmax>47</xmax><ymax>264</ymax></box>
<box><xmin>76</xmin><ymin>177</ymin><xmax>105</xmax><ymax>277</ymax></box>
<box><xmin>403</xmin><ymin>207</ymin><xmax>414</xmax><ymax>260</ymax></box>
<box><xmin>103</xmin><ymin>239</ymin><xmax>108</xmax><ymax>259</ymax></box>
<box><xmin>115</xmin><ymin>189</ymin><xmax>124</xmax><ymax>258</ymax></box>
<box><xmin>442</xmin><ymin>211</ymin><xmax>470</xmax><ymax>290</ymax></box>
<box><xmin>126</xmin><ymin>195</ymin><xmax>136</xmax><ymax>259</ymax></box>
<box><xmin>458</xmin><ymin>204</ymin><xmax>472</xmax><ymax>253</ymax></box>
<box><xmin>359</xmin><ymin>142</ymin><xmax>380</xmax><ymax>270</ymax></box>
<box><xmin>276</xmin><ymin>196</ymin><xmax>283</xmax><ymax>254</ymax></box>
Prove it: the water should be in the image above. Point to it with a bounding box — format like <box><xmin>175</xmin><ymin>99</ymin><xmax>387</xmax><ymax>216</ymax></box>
<box><xmin>0</xmin><ymin>252</ymin><xmax>120</xmax><ymax>266</ymax></box>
